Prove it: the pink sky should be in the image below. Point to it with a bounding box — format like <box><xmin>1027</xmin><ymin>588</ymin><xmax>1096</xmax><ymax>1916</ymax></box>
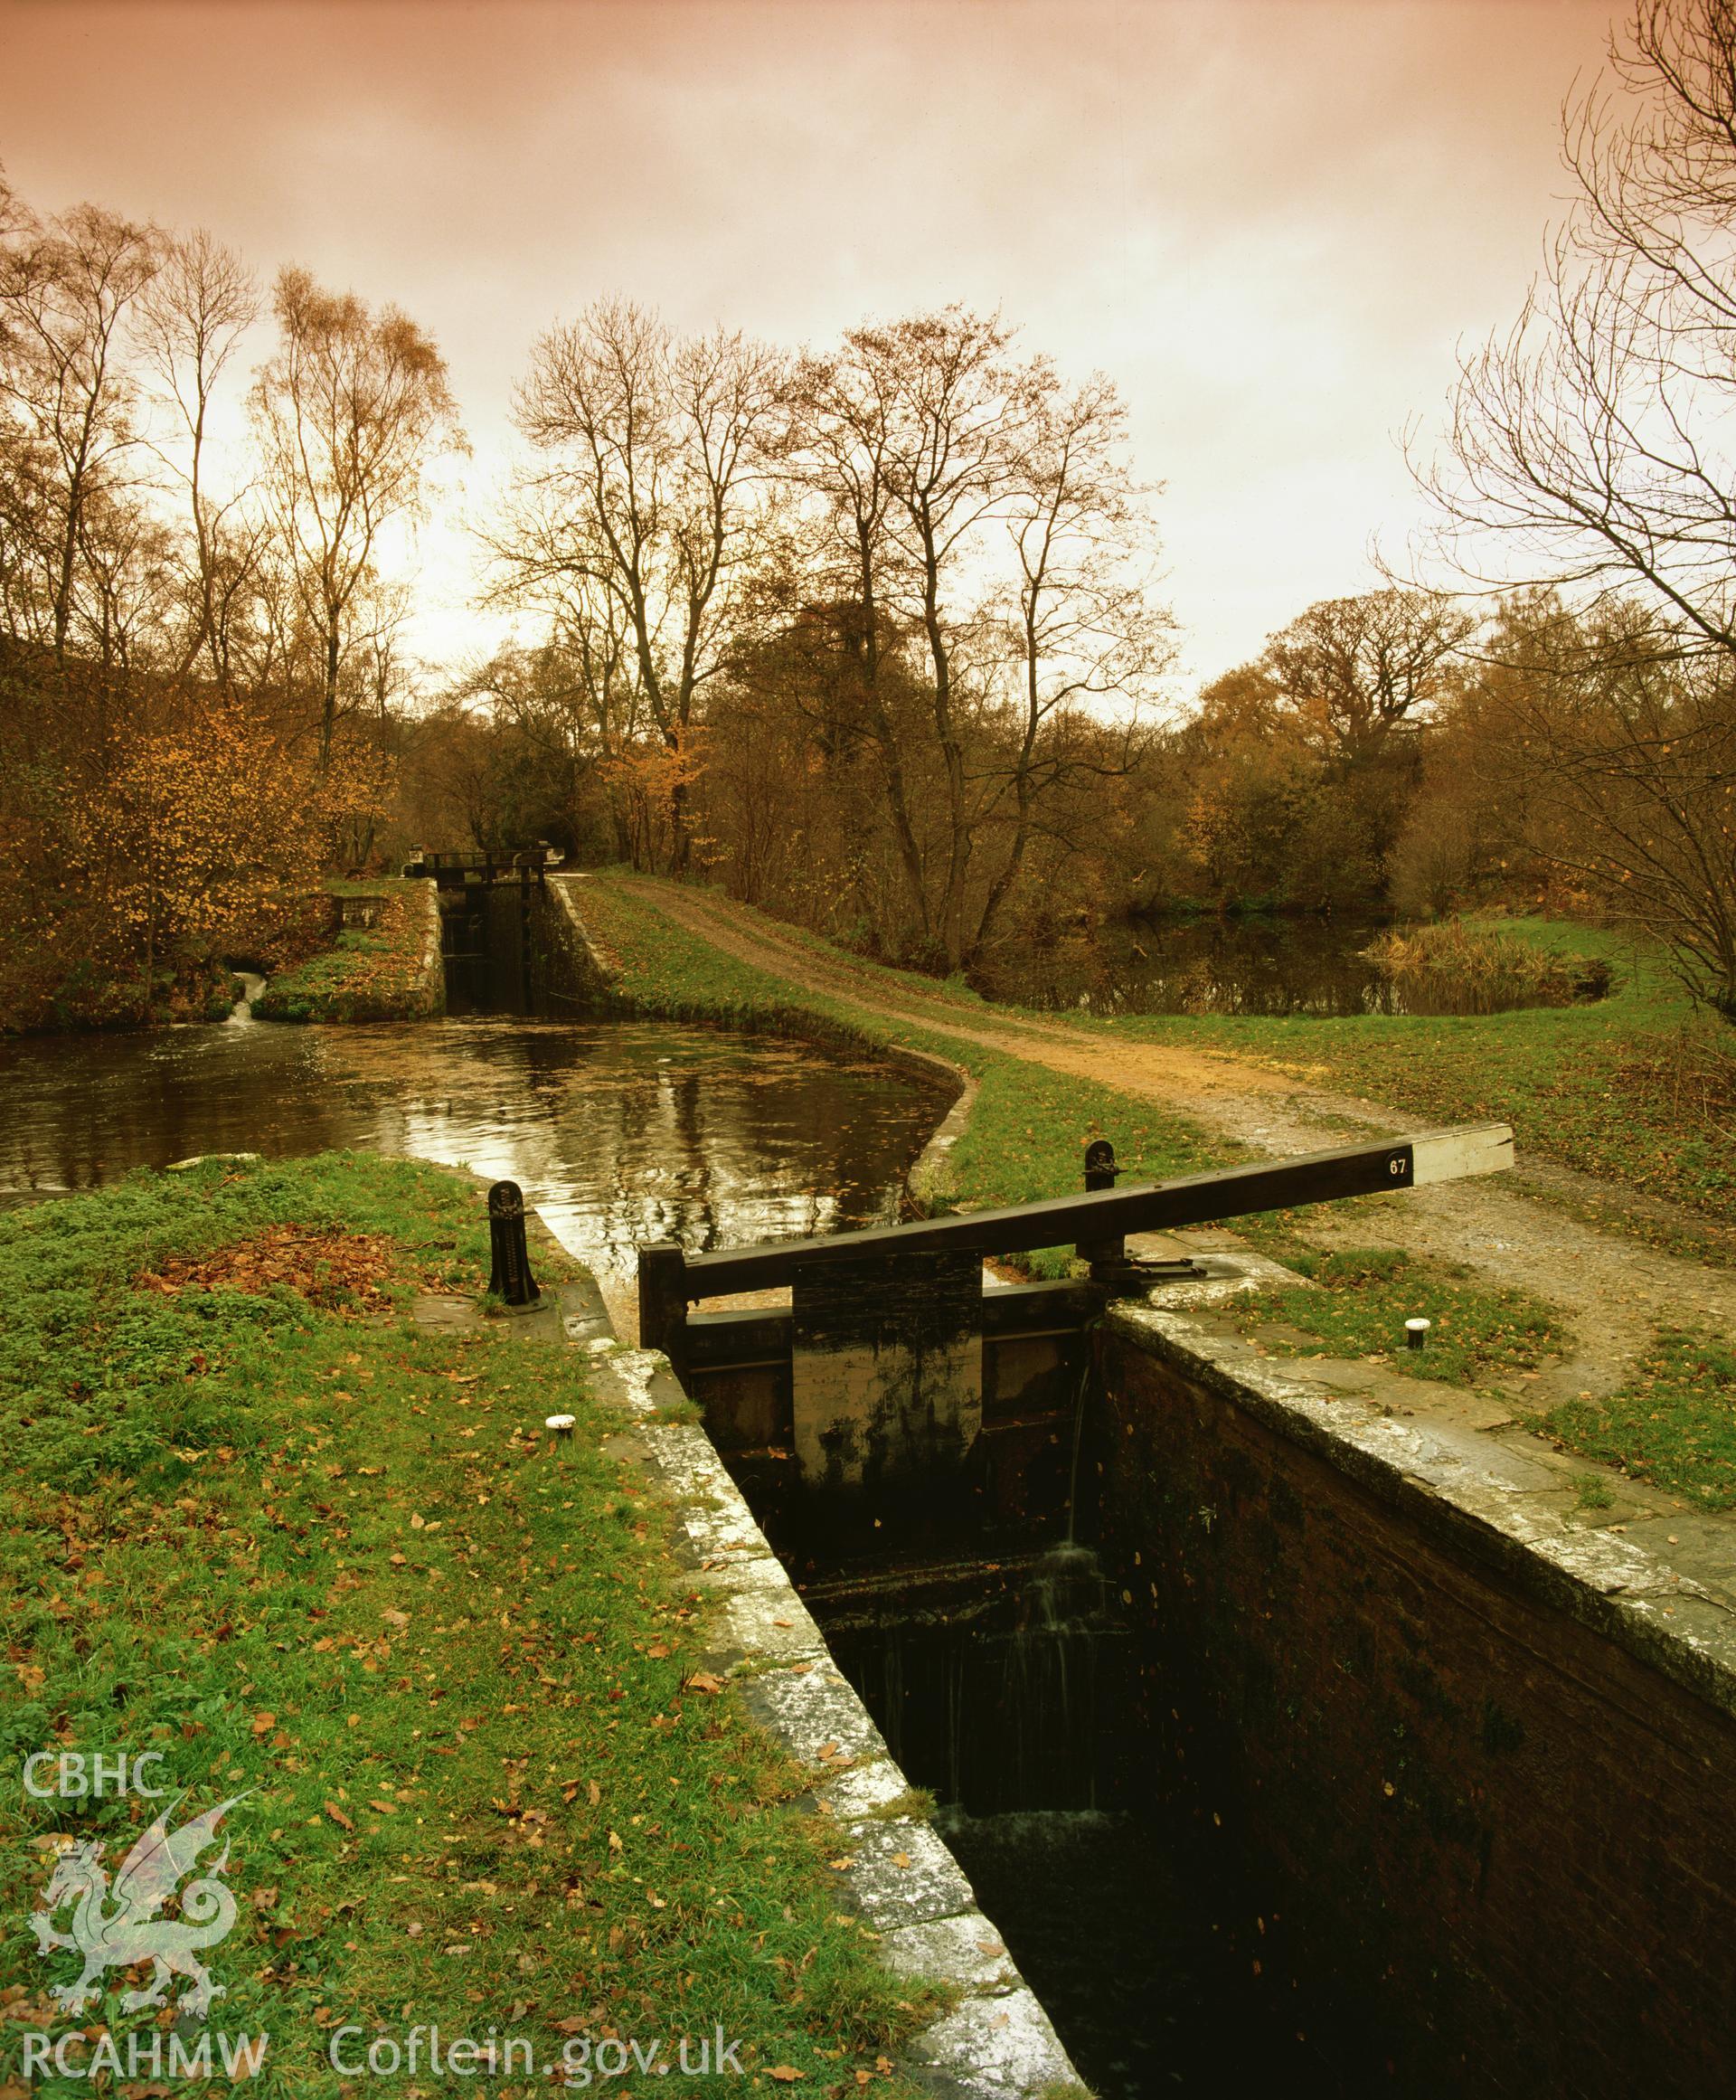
<box><xmin>0</xmin><ymin>0</ymin><xmax>1618</xmax><ymax>688</ymax></box>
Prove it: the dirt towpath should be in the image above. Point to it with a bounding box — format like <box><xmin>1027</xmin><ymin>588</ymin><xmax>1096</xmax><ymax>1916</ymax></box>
<box><xmin>596</xmin><ymin>876</ymin><xmax>1736</xmax><ymax>1417</ymax></box>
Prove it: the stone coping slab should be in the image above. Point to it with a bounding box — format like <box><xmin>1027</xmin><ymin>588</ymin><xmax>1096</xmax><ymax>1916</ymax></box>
<box><xmin>547</xmin><ymin>1250</ymin><xmax>1085</xmax><ymax>2100</ymax></box>
<box><xmin>1104</xmin><ymin>1278</ymin><xmax>1736</xmax><ymax>1719</ymax></box>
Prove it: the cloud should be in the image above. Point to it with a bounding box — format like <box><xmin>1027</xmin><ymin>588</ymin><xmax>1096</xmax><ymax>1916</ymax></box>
<box><xmin>0</xmin><ymin>0</ymin><xmax>1618</xmax><ymax>684</ymax></box>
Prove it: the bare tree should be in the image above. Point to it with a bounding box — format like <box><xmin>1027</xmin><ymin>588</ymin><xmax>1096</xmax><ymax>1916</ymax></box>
<box><xmin>494</xmin><ymin>303</ymin><xmax>1171</xmax><ymax>958</ymax></box>
<box><xmin>137</xmin><ymin>230</ymin><xmax>260</xmax><ymax>686</ymax></box>
<box><xmin>785</xmin><ymin>343</ymin><xmax>933</xmax><ymax>936</ymax></box>
<box><xmin>861</xmin><ymin>308</ymin><xmax>1035</xmax><ymax>969</ymax></box>
<box><xmin>0</xmin><ymin>194</ymin><xmax>160</xmax><ymax>667</ymax></box>
<box><xmin>1260</xmin><ymin>590</ymin><xmax>1473</xmax><ymax>770</ymax></box>
<box><xmin>973</xmin><ymin>374</ymin><xmax>1174</xmax><ymax>954</ymax></box>
<box><xmin>1422</xmin><ymin>1</ymin><xmax>1736</xmax><ymax>654</ymax></box>
<box><xmin>496</xmin><ymin>299</ymin><xmax>783</xmax><ymax>870</ymax></box>
<box><xmin>252</xmin><ymin>266</ymin><xmax>463</xmax><ymax>761</ymax></box>
<box><xmin>1412</xmin><ymin>2</ymin><xmax>1736</xmax><ymax>1004</ymax></box>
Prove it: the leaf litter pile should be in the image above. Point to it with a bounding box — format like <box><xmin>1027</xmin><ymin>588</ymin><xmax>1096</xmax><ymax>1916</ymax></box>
<box><xmin>135</xmin><ymin>1224</ymin><xmax>401</xmax><ymax>1313</ymax></box>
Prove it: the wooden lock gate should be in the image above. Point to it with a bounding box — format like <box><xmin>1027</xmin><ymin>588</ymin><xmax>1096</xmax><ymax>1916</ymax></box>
<box><xmin>637</xmin><ymin>1124</ymin><xmax>1514</xmax><ymax>1504</ymax></box>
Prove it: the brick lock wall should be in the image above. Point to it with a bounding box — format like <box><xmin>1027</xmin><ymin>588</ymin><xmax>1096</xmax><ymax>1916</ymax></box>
<box><xmin>1093</xmin><ymin>1328</ymin><xmax>1736</xmax><ymax>2100</ymax></box>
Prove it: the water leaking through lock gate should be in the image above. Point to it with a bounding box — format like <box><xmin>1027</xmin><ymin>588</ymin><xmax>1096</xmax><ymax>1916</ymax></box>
<box><xmin>731</xmin><ymin>1363</ymin><xmax>1373</xmax><ymax>2099</ymax></box>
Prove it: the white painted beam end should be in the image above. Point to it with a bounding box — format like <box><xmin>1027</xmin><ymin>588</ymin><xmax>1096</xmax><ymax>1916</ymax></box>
<box><xmin>1408</xmin><ymin>1123</ymin><xmax>1514</xmax><ymax>1187</ymax></box>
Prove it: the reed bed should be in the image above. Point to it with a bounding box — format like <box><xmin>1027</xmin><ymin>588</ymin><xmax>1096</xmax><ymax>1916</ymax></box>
<box><xmin>1361</xmin><ymin>922</ymin><xmax>1611</xmax><ymax>1017</ymax></box>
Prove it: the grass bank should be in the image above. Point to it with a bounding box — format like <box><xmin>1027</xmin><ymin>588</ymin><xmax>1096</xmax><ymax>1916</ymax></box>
<box><xmin>578</xmin><ymin>876</ymin><xmax>1736</xmax><ymax>1516</ymax></box>
<box><xmin>666</xmin><ymin>894</ymin><xmax>1736</xmax><ymax>1235</ymax></box>
<box><xmin>572</xmin><ymin>881</ymin><xmax>1578</xmax><ymax>1376</ymax></box>
<box><xmin>1102</xmin><ymin>915</ymin><xmax>1736</xmax><ymax>1229</ymax></box>
<box><xmin>1542</xmin><ymin>1329</ymin><xmax>1736</xmax><ymax>1511</ymax></box>
<box><xmin>254</xmin><ymin>881</ymin><xmax>443</xmax><ymax>1026</ymax></box>
<box><xmin>0</xmin><ymin>1156</ymin><xmax>935</xmax><ymax>2095</ymax></box>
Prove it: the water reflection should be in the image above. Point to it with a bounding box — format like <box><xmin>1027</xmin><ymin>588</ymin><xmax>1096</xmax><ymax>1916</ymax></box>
<box><xmin>0</xmin><ymin>1017</ymin><xmax>955</xmax><ymax>1316</ymax></box>
<box><xmin>974</xmin><ymin>914</ymin><xmax>1583</xmax><ymax>1018</ymax></box>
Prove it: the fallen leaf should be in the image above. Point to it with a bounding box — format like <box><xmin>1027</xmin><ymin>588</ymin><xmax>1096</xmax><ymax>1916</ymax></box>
<box><xmin>684</xmin><ymin>1672</ymin><xmax>724</xmax><ymax>1695</ymax></box>
<box><xmin>891</xmin><ymin>1852</ymin><xmax>911</xmax><ymax>1869</ymax></box>
<box><xmin>768</xmin><ymin>2069</ymin><xmax>805</xmax><ymax>2084</ymax></box>
<box><xmin>324</xmin><ymin>1802</ymin><xmax>354</xmax><ymax>1832</ymax></box>
<box><xmin>250</xmin><ymin>1711</ymin><xmax>277</xmax><ymax>1736</ymax></box>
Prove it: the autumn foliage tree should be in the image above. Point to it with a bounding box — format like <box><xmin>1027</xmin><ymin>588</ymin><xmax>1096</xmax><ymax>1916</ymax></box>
<box><xmin>0</xmin><ymin>167</ymin><xmax>449</xmax><ymax>1029</ymax></box>
<box><xmin>491</xmin><ymin>299</ymin><xmax>783</xmax><ymax>875</ymax></box>
<box><xmin>2</xmin><ymin>678</ymin><xmax>375</xmax><ymax>1026</ymax></box>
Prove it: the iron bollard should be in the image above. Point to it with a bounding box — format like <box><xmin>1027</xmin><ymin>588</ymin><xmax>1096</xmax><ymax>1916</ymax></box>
<box><xmin>487</xmin><ymin>1180</ymin><xmax>541</xmax><ymax>1308</ymax></box>
<box><xmin>1076</xmin><ymin>1139</ymin><xmax>1126</xmax><ymax>1271</ymax></box>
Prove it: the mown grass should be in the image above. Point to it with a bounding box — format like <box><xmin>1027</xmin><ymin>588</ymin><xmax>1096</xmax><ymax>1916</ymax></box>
<box><xmin>1541</xmin><ymin>1328</ymin><xmax>1736</xmax><ymax>1510</ymax></box>
<box><xmin>254</xmin><ymin>881</ymin><xmax>442</xmax><ymax>1026</ymax></box>
<box><xmin>0</xmin><ymin>1156</ymin><xmax>936</xmax><ymax>2096</ymax></box>
<box><xmin>1226</xmin><ymin>1244</ymin><xmax>1567</xmax><ymax>1389</ymax></box>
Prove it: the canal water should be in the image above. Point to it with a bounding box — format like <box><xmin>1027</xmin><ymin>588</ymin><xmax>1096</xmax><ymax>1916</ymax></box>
<box><xmin>807</xmin><ymin>1547</ymin><xmax>1363</xmax><ymax>2097</ymax></box>
<box><xmin>972</xmin><ymin>911</ymin><xmax>1599</xmax><ymax>1017</ymax></box>
<box><xmin>969</xmin><ymin>913</ymin><xmax>1386</xmax><ymax>1015</ymax></box>
<box><xmin>0</xmin><ymin>1004</ymin><xmax>956</xmax><ymax>1326</ymax></box>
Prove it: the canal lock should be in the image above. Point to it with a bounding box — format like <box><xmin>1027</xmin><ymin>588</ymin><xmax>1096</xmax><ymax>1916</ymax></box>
<box><xmin>695</xmin><ymin>1314</ymin><xmax>1371</xmax><ymax>2098</ymax></box>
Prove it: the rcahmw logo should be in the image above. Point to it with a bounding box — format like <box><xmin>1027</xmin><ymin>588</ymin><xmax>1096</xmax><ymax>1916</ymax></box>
<box><xmin>19</xmin><ymin>2028</ymin><xmax>269</xmax><ymax>2084</ymax></box>
<box><xmin>24</xmin><ymin>1793</ymin><xmax>250</xmax><ymax>2031</ymax></box>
